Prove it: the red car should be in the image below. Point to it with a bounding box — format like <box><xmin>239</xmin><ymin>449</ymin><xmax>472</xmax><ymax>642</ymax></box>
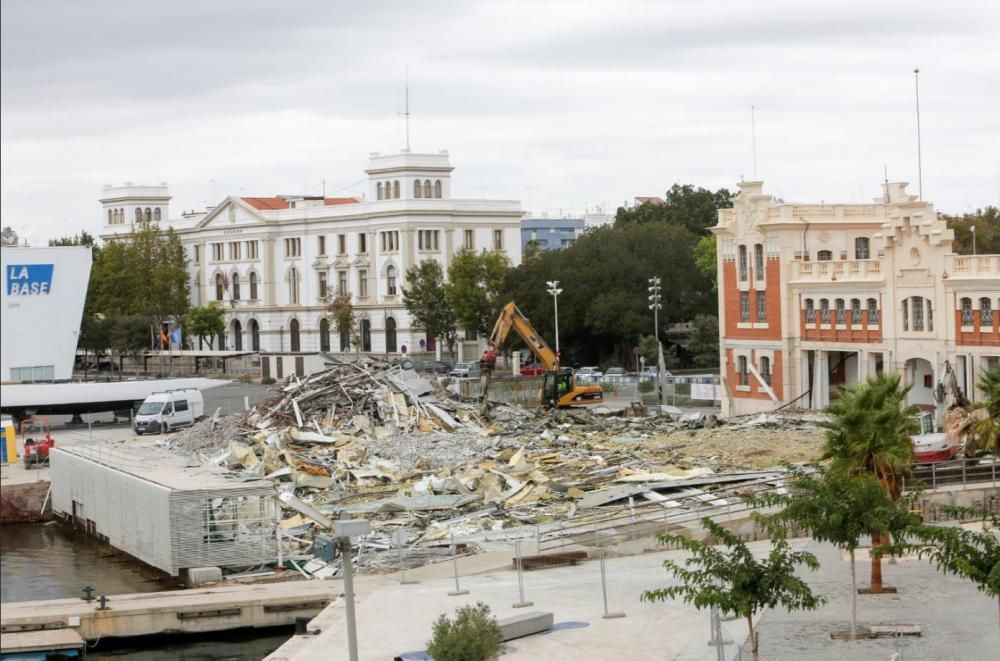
<box><xmin>519</xmin><ymin>363</ymin><xmax>546</xmax><ymax>376</ymax></box>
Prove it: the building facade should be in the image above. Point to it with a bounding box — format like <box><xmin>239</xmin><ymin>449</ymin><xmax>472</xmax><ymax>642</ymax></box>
<box><xmin>521</xmin><ymin>217</ymin><xmax>585</xmax><ymax>252</ymax></box>
<box><xmin>713</xmin><ymin>180</ymin><xmax>999</xmax><ymax>423</ymax></box>
<box><xmin>100</xmin><ymin>150</ymin><xmax>523</xmax><ymax>358</ymax></box>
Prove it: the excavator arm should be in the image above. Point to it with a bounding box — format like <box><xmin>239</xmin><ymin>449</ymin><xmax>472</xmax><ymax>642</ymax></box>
<box><xmin>489</xmin><ymin>302</ymin><xmax>559</xmax><ymax>370</ymax></box>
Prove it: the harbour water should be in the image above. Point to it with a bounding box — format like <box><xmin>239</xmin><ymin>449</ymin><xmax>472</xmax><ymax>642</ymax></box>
<box><xmin>1</xmin><ymin>522</ymin><xmax>291</xmax><ymax>660</ymax></box>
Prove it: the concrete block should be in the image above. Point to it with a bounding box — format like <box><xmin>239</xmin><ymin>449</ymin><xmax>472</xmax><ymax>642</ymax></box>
<box><xmin>497</xmin><ymin>611</ymin><xmax>553</xmax><ymax>641</ymax></box>
<box><xmin>183</xmin><ymin>566</ymin><xmax>222</xmax><ymax>587</ymax></box>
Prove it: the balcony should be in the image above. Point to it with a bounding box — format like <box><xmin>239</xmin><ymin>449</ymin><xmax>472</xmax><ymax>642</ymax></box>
<box><xmin>945</xmin><ymin>254</ymin><xmax>1000</xmax><ymax>279</ymax></box>
<box><xmin>792</xmin><ymin>259</ymin><xmax>883</xmax><ymax>282</ymax></box>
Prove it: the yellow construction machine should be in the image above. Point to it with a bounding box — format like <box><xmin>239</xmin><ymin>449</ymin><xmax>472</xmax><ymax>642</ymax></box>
<box><xmin>480</xmin><ymin>302</ymin><xmax>603</xmax><ymax>409</ymax></box>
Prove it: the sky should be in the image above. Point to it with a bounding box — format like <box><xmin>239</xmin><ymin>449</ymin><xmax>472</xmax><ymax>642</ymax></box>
<box><xmin>2</xmin><ymin>0</ymin><xmax>999</xmax><ymax>245</ymax></box>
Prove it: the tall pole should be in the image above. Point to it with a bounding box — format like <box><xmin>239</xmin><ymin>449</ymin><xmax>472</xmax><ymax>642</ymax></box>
<box><xmin>914</xmin><ymin>68</ymin><xmax>923</xmax><ymax>200</ymax></box>
<box><xmin>648</xmin><ymin>277</ymin><xmax>662</xmax><ymax>340</ymax></box>
<box><xmin>972</xmin><ymin>225</ymin><xmax>977</xmax><ymax>256</ymax></box>
<box><xmin>546</xmin><ymin>281</ymin><xmax>562</xmax><ymax>357</ymax></box>
<box><xmin>340</xmin><ymin>538</ymin><xmax>360</xmax><ymax>661</ymax></box>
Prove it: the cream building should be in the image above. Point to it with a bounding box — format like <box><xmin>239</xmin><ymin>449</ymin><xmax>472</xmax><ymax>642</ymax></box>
<box><xmin>100</xmin><ymin>150</ymin><xmax>523</xmax><ymax>362</ymax></box>
<box><xmin>713</xmin><ymin>180</ymin><xmax>999</xmax><ymax>424</ymax></box>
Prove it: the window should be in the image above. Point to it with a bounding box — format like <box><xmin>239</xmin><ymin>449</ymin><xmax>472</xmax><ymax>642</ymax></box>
<box><xmin>981</xmin><ymin>298</ymin><xmax>994</xmax><ymax>326</ymax></box>
<box><xmin>212</xmin><ymin>243</ymin><xmax>224</xmax><ymax>261</ymax></box>
<box><xmin>393</xmin><ymin>180</ymin><xmax>400</xmax><ymax>198</ymax></box>
<box><xmin>902</xmin><ymin>298</ymin><xmax>909</xmax><ymax>331</ymax></box>
<box><xmin>756</xmin><ymin>290</ymin><xmax>766</xmax><ymax>322</ymax></box>
<box><xmin>760</xmin><ymin>356</ymin><xmax>771</xmax><ymax>385</ymax></box>
<box><xmin>358</xmin><ymin>233</ymin><xmax>367</xmax><ymax>254</ymax></box>
<box><xmin>835</xmin><ymin>298</ymin><xmax>846</xmax><ymax>325</ymax></box>
<box><xmin>246</xmin><ymin>241</ymin><xmax>258</xmax><ymax>260</ymax></box>
<box><xmin>284</xmin><ymin>238</ymin><xmax>301</xmax><ymax>258</ymax></box>
<box><xmin>337</xmin><ymin>234</ymin><xmax>346</xmax><ymax>255</ymax></box>
<box><xmin>418</xmin><ymin>230</ymin><xmax>440</xmax><ymax>251</ymax></box>
<box><xmin>153</xmin><ymin>208</ymin><xmax>161</xmax><ymax>222</ymax></box>
<box><xmin>820</xmin><ymin>299</ymin><xmax>830</xmax><ymax>324</ymax></box>
<box><xmin>229</xmin><ymin>241</ymin><xmax>241</xmax><ymax>260</ymax></box>
<box><xmin>231</xmin><ymin>319</ymin><xmax>242</xmax><ymax>351</ymax></box>
<box><xmin>250</xmin><ymin>320</ymin><xmax>260</xmax><ymax>351</ymax></box>
<box><xmin>961</xmin><ymin>297</ymin><xmax>973</xmax><ymax>325</ymax></box>
<box><xmin>424</xmin><ymin>180</ymin><xmax>432</xmax><ymax>198</ymax></box>
<box><xmin>135</xmin><ymin>208</ymin><xmax>143</xmax><ymax>222</ymax></box>
<box><xmin>805</xmin><ymin>298</ymin><xmax>815</xmax><ymax>323</ymax></box>
<box><xmin>358</xmin><ymin>269</ymin><xmax>368</xmax><ymax>299</ymax></box>
<box><xmin>377</xmin><ymin>182</ymin><xmax>384</xmax><ymax>200</ymax></box>
<box><xmin>380</xmin><ymin>231</ymin><xmax>399</xmax><ymax>252</ymax></box>
<box><xmin>867</xmin><ymin>298</ymin><xmax>879</xmax><ymax>324</ymax></box>
<box><xmin>817</xmin><ymin>250</ymin><xmax>833</xmax><ymax>261</ymax></box>
<box><xmin>434</xmin><ymin>180</ymin><xmax>442</xmax><ymax>198</ymax></box>
<box><xmin>739</xmin><ymin>291</ymin><xmax>750</xmax><ymax>322</ymax></box>
<box><xmin>107</xmin><ymin>209</ymin><xmax>112</xmax><ymax>224</ymax></box>
<box><xmin>288</xmin><ymin>267</ymin><xmax>299</xmax><ymax>304</ymax></box>
<box><xmin>249</xmin><ymin>272</ymin><xmax>258</xmax><ymax>300</ymax></box>
<box><xmin>337</xmin><ymin>270</ymin><xmax>348</xmax><ymax>295</ymax></box>
<box><xmin>386</xmin><ymin>265</ymin><xmax>397</xmax><ymax>296</ymax></box>
<box><xmin>318</xmin><ymin>271</ymin><xmax>328</xmax><ymax>299</ymax></box>
<box><xmin>215</xmin><ymin>273</ymin><xmax>224</xmax><ymax>301</ymax></box>
<box><xmin>851</xmin><ymin>299</ymin><xmax>862</xmax><ymax>324</ymax></box>
<box><xmin>465</xmin><ymin>328</ymin><xmax>478</xmax><ymax>341</ymax></box>
<box><xmin>144</xmin><ymin>208</ymin><xmax>152</xmax><ymax>222</ymax></box>
<box><xmin>912</xmin><ymin>296</ymin><xmax>924</xmax><ymax>331</ymax></box>
<box><xmin>738</xmin><ymin>245</ymin><xmax>748</xmax><ymax>281</ymax></box>
<box><xmin>289</xmin><ymin>319</ymin><xmax>300</xmax><ymax>352</ymax></box>
<box><xmin>493</xmin><ymin>229</ymin><xmax>503</xmax><ymax>250</ymax></box>
<box><xmin>414</xmin><ymin>180</ymin><xmax>422</xmax><ymax>198</ymax></box>
<box><xmin>754</xmin><ymin>244</ymin><xmax>764</xmax><ymax>281</ymax></box>
<box><xmin>360</xmin><ymin>318</ymin><xmax>372</xmax><ymax>352</ymax></box>
<box><xmin>193</xmin><ymin>245</ymin><xmax>200</xmax><ymax>264</ymax></box>
<box><xmin>339</xmin><ymin>325</ymin><xmax>350</xmax><ymax>352</ymax></box>
<box><xmin>855</xmin><ymin>237</ymin><xmax>870</xmax><ymax>260</ymax></box>
<box><xmin>737</xmin><ymin>355</ymin><xmax>748</xmax><ymax>386</ymax></box>
<box><xmin>385</xmin><ymin>317</ymin><xmax>397</xmax><ymax>352</ymax></box>
<box><xmin>464</xmin><ymin>229</ymin><xmax>474</xmax><ymax>250</ymax></box>
<box><xmin>318</xmin><ymin>236</ymin><xmax>326</xmax><ymax>256</ymax></box>
<box><xmin>232</xmin><ymin>273</ymin><xmax>240</xmax><ymax>300</ymax></box>
<box><xmin>319</xmin><ymin>318</ymin><xmax>330</xmax><ymax>352</ymax></box>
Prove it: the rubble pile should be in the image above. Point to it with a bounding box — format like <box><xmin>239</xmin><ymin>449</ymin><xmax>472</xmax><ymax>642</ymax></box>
<box><xmin>160</xmin><ymin>359</ymin><xmax>827</xmax><ymax>578</ymax></box>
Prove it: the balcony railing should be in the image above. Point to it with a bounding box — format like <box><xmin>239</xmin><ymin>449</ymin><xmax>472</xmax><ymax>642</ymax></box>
<box><xmin>946</xmin><ymin>254</ymin><xmax>1000</xmax><ymax>277</ymax></box>
<box><xmin>794</xmin><ymin>259</ymin><xmax>882</xmax><ymax>281</ymax></box>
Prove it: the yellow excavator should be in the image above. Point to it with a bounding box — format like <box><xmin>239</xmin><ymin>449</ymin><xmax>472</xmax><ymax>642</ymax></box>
<box><xmin>480</xmin><ymin>302</ymin><xmax>603</xmax><ymax>409</ymax></box>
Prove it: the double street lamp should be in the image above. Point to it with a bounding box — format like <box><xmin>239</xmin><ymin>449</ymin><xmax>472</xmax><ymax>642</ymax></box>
<box><xmin>546</xmin><ymin>280</ymin><xmax>562</xmax><ymax>358</ymax></box>
<box><xmin>648</xmin><ymin>277</ymin><xmax>662</xmax><ymax>340</ymax></box>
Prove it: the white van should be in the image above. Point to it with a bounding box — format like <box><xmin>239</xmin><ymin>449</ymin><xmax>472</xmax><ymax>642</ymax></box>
<box><xmin>134</xmin><ymin>389</ymin><xmax>205</xmax><ymax>435</ymax></box>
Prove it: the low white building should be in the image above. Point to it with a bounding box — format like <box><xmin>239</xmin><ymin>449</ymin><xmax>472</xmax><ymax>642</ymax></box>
<box><xmin>1</xmin><ymin>246</ymin><xmax>92</xmax><ymax>382</ymax></box>
<box><xmin>100</xmin><ymin>150</ymin><xmax>523</xmax><ymax>360</ymax></box>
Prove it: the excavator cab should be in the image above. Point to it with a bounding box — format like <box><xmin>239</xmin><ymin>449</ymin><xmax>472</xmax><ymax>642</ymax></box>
<box><xmin>542</xmin><ymin>371</ymin><xmax>575</xmax><ymax>408</ymax></box>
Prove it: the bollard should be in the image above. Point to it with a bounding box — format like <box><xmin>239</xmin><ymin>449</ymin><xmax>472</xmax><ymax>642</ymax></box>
<box><xmin>599</xmin><ymin>548</ymin><xmax>625</xmax><ymax>619</ymax></box>
<box><xmin>294</xmin><ymin>615</ymin><xmax>311</xmax><ymax>635</ymax></box>
<box><xmin>512</xmin><ymin>540</ymin><xmax>533</xmax><ymax>608</ymax></box>
<box><xmin>81</xmin><ymin>586</ymin><xmax>95</xmax><ymax>602</ymax></box>
<box><xmin>96</xmin><ymin>595</ymin><xmax>110</xmax><ymax>611</ymax></box>
<box><xmin>448</xmin><ymin>534</ymin><xmax>469</xmax><ymax>596</ymax></box>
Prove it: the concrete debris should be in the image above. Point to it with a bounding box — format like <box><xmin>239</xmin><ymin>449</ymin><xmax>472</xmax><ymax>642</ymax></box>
<box><xmin>159</xmin><ymin>359</ymin><xmax>827</xmax><ymax>576</ymax></box>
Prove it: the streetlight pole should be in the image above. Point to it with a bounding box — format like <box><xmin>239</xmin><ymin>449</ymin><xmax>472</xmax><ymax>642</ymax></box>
<box><xmin>648</xmin><ymin>277</ymin><xmax>662</xmax><ymax>341</ymax></box>
<box><xmin>971</xmin><ymin>225</ymin><xmax>977</xmax><ymax>256</ymax></box>
<box><xmin>546</xmin><ymin>280</ymin><xmax>562</xmax><ymax>360</ymax></box>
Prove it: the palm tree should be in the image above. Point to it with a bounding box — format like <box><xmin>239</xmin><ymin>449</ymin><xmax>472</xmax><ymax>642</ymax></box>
<box><xmin>969</xmin><ymin>367</ymin><xmax>1000</xmax><ymax>456</ymax></box>
<box><xmin>818</xmin><ymin>374</ymin><xmax>920</xmax><ymax>592</ymax></box>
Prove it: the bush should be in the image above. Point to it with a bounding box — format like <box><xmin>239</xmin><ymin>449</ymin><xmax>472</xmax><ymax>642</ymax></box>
<box><xmin>637</xmin><ymin>379</ymin><xmax>655</xmax><ymax>393</ymax></box>
<box><xmin>426</xmin><ymin>602</ymin><xmax>503</xmax><ymax>661</ymax></box>
<box><xmin>238</xmin><ymin>373</ymin><xmax>253</xmax><ymax>384</ymax></box>
<box><xmin>261</xmin><ymin>377</ymin><xmax>276</xmax><ymax>385</ymax></box>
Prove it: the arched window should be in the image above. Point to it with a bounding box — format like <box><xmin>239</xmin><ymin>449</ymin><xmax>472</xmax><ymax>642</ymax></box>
<box><xmin>820</xmin><ymin>298</ymin><xmax>830</xmax><ymax>324</ymax></box>
<box><xmin>423</xmin><ymin>180</ymin><xmax>432</xmax><ymax>198</ymax></box>
<box><xmin>835</xmin><ymin>298</ymin><xmax>846</xmax><ymax>324</ymax></box>
<box><xmin>288</xmin><ymin>268</ymin><xmax>299</xmax><ymax>305</ymax></box>
<box><xmin>231</xmin><ymin>273</ymin><xmax>240</xmax><ymax>300</ymax></box>
<box><xmin>319</xmin><ymin>318</ymin><xmax>330</xmax><ymax>352</ymax></box>
<box><xmin>377</xmin><ymin>182</ymin><xmax>384</xmax><ymax>200</ymax></box>
<box><xmin>760</xmin><ymin>356</ymin><xmax>771</xmax><ymax>385</ymax></box>
<box><xmin>414</xmin><ymin>180</ymin><xmax>422</xmax><ymax>198</ymax></box>
<box><xmin>981</xmin><ymin>297</ymin><xmax>993</xmax><ymax>326</ymax></box>
<box><xmin>960</xmin><ymin>297</ymin><xmax>973</xmax><ymax>325</ymax></box>
<box><xmin>754</xmin><ymin>244</ymin><xmax>764</xmax><ymax>281</ymax></box>
<box><xmin>144</xmin><ymin>208</ymin><xmax>152</xmax><ymax>222</ymax></box>
<box><xmin>289</xmin><ymin>319</ymin><xmax>300</xmax><ymax>352</ymax></box>
<box><xmin>249</xmin><ymin>319</ymin><xmax>260</xmax><ymax>351</ymax></box>
<box><xmin>153</xmin><ymin>208</ymin><xmax>161</xmax><ymax>222</ymax></box>
<box><xmin>910</xmin><ymin>296</ymin><xmax>924</xmax><ymax>331</ymax></box>
<box><xmin>232</xmin><ymin>319</ymin><xmax>243</xmax><ymax>351</ymax></box>
<box><xmin>855</xmin><ymin>237</ymin><xmax>870</xmax><ymax>260</ymax></box>
<box><xmin>119</xmin><ymin>208</ymin><xmax>124</xmax><ymax>222</ymax></box>
<box><xmin>215</xmin><ymin>273</ymin><xmax>224</xmax><ymax>301</ymax></box>
<box><xmin>867</xmin><ymin>298</ymin><xmax>879</xmax><ymax>324</ymax></box>
<box><xmin>359</xmin><ymin>318</ymin><xmax>371</xmax><ymax>352</ymax></box>
<box><xmin>107</xmin><ymin>209</ymin><xmax>113</xmax><ymax>224</ymax></box>
<box><xmin>385</xmin><ymin>317</ymin><xmax>397</xmax><ymax>353</ymax></box>
<box><xmin>817</xmin><ymin>250</ymin><xmax>833</xmax><ymax>261</ymax></box>
<box><xmin>135</xmin><ymin>208</ymin><xmax>143</xmax><ymax>222</ymax></box>
<box><xmin>249</xmin><ymin>272</ymin><xmax>258</xmax><ymax>300</ymax></box>
<box><xmin>737</xmin><ymin>355</ymin><xmax>748</xmax><ymax>386</ymax></box>
<box><xmin>393</xmin><ymin>180</ymin><xmax>400</xmax><ymax>198</ymax></box>
<box><xmin>434</xmin><ymin>180</ymin><xmax>442</xmax><ymax>198</ymax></box>
<box><xmin>386</xmin><ymin>265</ymin><xmax>397</xmax><ymax>296</ymax></box>
<box><xmin>737</xmin><ymin>245</ymin><xmax>748</xmax><ymax>281</ymax></box>
<box><xmin>851</xmin><ymin>298</ymin><xmax>862</xmax><ymax>324</ymax></box>
<box><xmin>805</xmin><ymin>298</ymin><xmax>815</xmax><ymax>323</ymax></box>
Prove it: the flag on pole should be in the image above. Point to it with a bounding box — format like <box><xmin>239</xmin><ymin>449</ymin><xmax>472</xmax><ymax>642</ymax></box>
<box><xmin>170</xmin><ymin>327</ymin><xmax>183</xmax><ymax>348</ymax></box>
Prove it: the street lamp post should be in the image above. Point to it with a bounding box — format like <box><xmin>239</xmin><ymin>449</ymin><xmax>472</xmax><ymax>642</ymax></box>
<box><xmin>546</xmin><ymin>280</ymin><xmax>562</xmax><ymax>360</ymax></box>
<box><xmin>971</xmin><ymin>225</ymin><xmax>977</xmax><ymax>256</ymax></box>
<box><xmin>648</xmin><ymin>277</ymin><xmax>662</xmax><ymax>340</ymax></box>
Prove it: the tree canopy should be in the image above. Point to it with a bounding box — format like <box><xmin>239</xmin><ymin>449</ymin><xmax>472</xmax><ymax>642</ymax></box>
<box><xmin>615</xmin><ymin>184</ymin><xmax>733</xmax><ymax>234</ymax></box>
<box><xmin>403</xmin><ymin>259</ymin><xmax>458</xmax><ymax>358</ymax></box>
<box><xmin>187</xmin><ymin>304</ymin><xmax>227</xmax><ymax>350</ymax></box>
<box><xmin>446</xmin><ymin>250</ymin><xmax>510</xmax><ymax>335</ymax></box>
<box><xmin>944</xmin><ymin>206</ymin><xmax>1000</xmax><ymax>255</ymax></box>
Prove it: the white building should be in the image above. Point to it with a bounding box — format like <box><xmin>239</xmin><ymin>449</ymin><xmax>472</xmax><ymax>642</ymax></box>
<box><xmin>1</xmin><ymin>246</ymin><xmax>92</xmax><ymax>382</ymax></box>
<box><xmin>100</xmin><ymin>150</ymin><xmax>523</xmax><ymax>359</ymax></box>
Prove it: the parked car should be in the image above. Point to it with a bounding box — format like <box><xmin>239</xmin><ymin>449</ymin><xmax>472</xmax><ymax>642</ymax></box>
<box><xmin>415</xmin><ymin>360</ymin><xmax>453</xmax><ymax>374</ymax></box>
<box><xmin>449</xmin><ymin>361</ymin><xmax>481</xmax><ymax>378</ymax></box>
<box><xmin>96</xmin><ymin>361</ymin><xmax>120</xmax><ymax>372</ymax></box>
<box><xmin>603</xmin><ymin>367</ymin><xmax>627</xmax><ymax>382</ymax></box>
<box><xmin>576</xmin><ymin>366</ymin><xmax>603</xmax><ymax>380</ymax></box>
<box><xmin>519</xmin><ymin>362</ymin><xmax>546</xmax><ymax>376</ymax></box>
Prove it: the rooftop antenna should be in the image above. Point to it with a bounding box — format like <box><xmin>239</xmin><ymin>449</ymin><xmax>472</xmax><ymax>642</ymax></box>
<box><xmin>398</xmin><ymin>65</ymin><xmax>411</xmax><ymax>151</ymax></box>
<box><xmin>751</xmin><ymin>105</ymin><xmax>758</xmax><ymax>179</ymax></box>
<box><xmin>913</xmin><ymin>68</ymin><xmax>923</xmax><ymax>200</ymax></box>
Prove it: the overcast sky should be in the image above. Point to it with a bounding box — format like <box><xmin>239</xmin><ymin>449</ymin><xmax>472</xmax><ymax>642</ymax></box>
<box><xmin>2</xmin><ymin>0</ymin><xmax>998</xmax><ymax>244</ymax></box>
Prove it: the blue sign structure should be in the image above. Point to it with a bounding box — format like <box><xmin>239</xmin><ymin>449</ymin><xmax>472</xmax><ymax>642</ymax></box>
<box><xmin>6</xmin><ymin>264</ymin><xmax>54</xmax><ymax>295</ymax></box>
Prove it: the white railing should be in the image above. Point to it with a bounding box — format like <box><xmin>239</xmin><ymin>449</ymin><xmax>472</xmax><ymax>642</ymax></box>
<box><xmin>794</xmin><ymin>260</ymin><xmax>882</xmax><ymax>280</ymax></box>
<box><xmin>947</xmin><ymin>254</ymin><xmax>1000</xmax><ymax>276</ymax></box>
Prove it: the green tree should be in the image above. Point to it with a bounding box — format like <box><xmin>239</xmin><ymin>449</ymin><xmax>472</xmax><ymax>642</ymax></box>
<box><xmin>446</xmin><ymin>249</ymin><xmax>510</xmax><ymax>335</ymax></box>
<box><xmin>819</xmin><ymin>374</ymin><xmax>920</xmax><ymax>592</ymax></box>
<box><xmin>325</xmin><ymin>292</ymin><xmax>358</xmax><ymax>354</ymax></box>
<box><xmin>187</xmin><ymin>304</ymin><xmax>227</xmax><ymax>350</ymax></box>
<box><xmin>48</xmin><ymin>230</ymin><xmax>97</xmax><ymax>247</ymax></box>
<box><xmin>78</xmin><ymin>315</ymin><xmax>112</xmax><ymax>376</ymax></box>
<box><xmin>693</xmin><ymin>234</ymin><xmax>718</xmax><ymax>291</ymax></box>
<box><xmin>402</xmin><ymin>260</ymin><xmax>458</xmax><ymax>360</ymax></box>
<box><xmin>108</xmin><ymin>315</ymin><xmax>152</xmax><ymax>376</ymax></box>
<box><xmin>642</xmin><ymin>517</ymin><xmax>825</xmax><ymax>661</ymax></box>
<box><xmin>522</xmin><ymin>238</ymin><xmax>543</xmax><ymax>262</ymax></box>
<box><xmin>426</xmin><ymin>602</ymin><xmax>503</xmax><ymax>661</ymax></box>
<box><xmin>944</xmin><ymin>206</ymin><xmax>1000</xmax><ymax>255</ymax></box>
<box><xmin>751</xmin><ymin>471</ymin><xmax>918</xmax><ymax>638</ymax></box>
<box><xmin>966</xmin><ymin>367</ymin><xmax>1000</xmax><ymax>456</ymax></box>
<box><xmin>687</xmin><ymin>314</ymin><xmax>719</xmax><ymax>367</ymax></box>
<box><xmin>615</xmin><ymin>184</ymin><xmax>733</xmax><ymax>234</ymax></box>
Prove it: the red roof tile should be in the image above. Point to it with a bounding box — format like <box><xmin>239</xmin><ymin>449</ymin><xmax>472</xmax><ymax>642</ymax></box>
<box><xmin>323</xmin><ymin>197</ymin><xmax>359</xmax><ymax>206</ymax></box>
<box><xmin>240</xmin><ymin>196</ymin><xmax>359</xmax><ymax>210</ymax></box>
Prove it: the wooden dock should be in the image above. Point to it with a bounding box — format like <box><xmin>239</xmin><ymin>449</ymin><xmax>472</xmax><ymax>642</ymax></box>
<box><xmin>0</xmin><ymin>580</ymin><xmax>339</xmax><ymax>644</ymax></box>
